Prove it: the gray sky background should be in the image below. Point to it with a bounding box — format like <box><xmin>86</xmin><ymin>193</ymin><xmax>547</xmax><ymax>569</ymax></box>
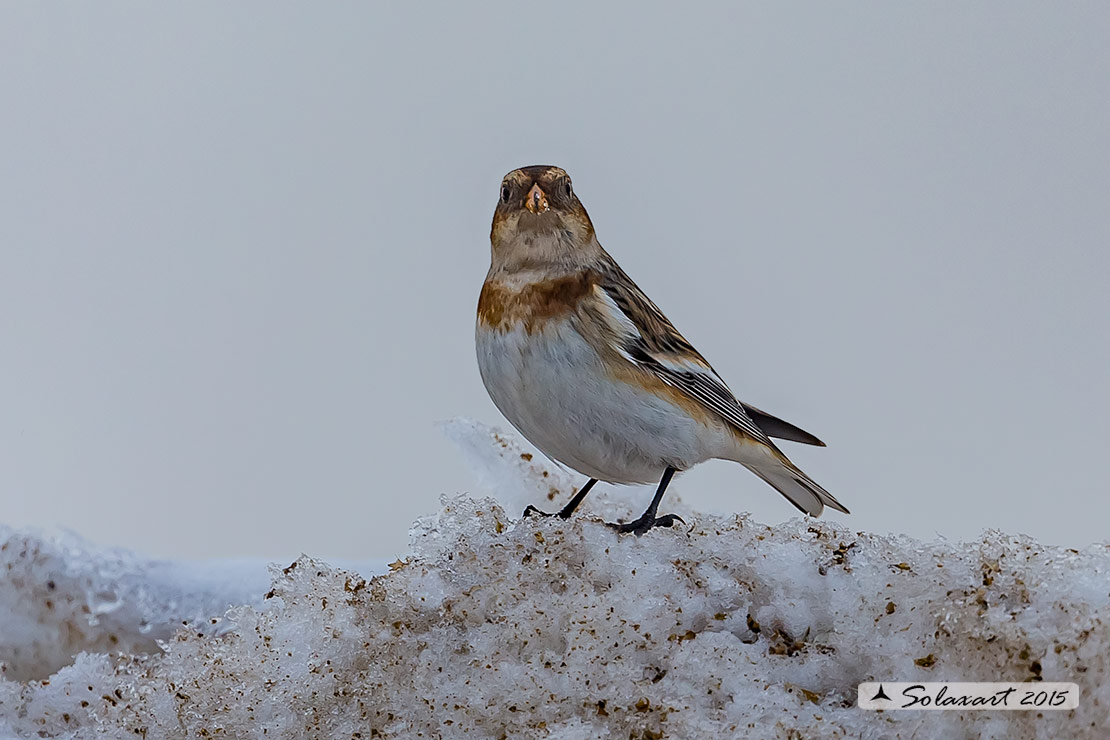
<box><xmin>2</xmin><ymin>3</ymin><xmax>1108</xmax><ymax>560</ymax></box>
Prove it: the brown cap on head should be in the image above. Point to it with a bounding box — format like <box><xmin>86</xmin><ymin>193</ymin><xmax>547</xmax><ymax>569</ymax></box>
<box><xmin>489</xmin><ymin>165</ymin><xmax>601</xmax><ymax>269</ymax></box>
<box><xmin>494</xmin><ymin>166</ymin><xmax>591</xmax><ymax>228</ymax></box>
<box><xmin>499</xmin><ymin>166</ymin><xmax>572</xmax><ymax>207</ymax></box>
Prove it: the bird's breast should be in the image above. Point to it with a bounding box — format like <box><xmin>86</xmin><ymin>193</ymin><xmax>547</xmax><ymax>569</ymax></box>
<box><xmin>474</xmin><ymin>311</ymin><xmax>736</xmax><ymax>483</ymax></box>
<box><xmin>475</xmin><ymin>317</ymin><xmax>605</xmax><ymax>467</ymax></box>
<box><xmin>477</xmin><ymin>273</ymin><xmax>594</xmax><ymax>334</ymax></box>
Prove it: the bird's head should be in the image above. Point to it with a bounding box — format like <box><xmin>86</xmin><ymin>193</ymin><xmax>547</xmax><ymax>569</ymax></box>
<box><xmin>489</xmin><ymin>165</ymin><xmax>601</xmax><ymax>272</ymax></box>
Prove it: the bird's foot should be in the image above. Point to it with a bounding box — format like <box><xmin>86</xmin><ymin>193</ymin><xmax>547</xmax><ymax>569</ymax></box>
<box><xmin>606</xmin><ymin>513</ymin><xmax>686</xmax><ymax>536</ymax></box>
<box><xmin>522</xmin><ymin>505</ymin><xmax>554</xmax><ymax>518</ymax></box>
<box><xmin>522</xmin><ymin>505</ymin><xmax>575</xmax><ymax>519</ymax></box>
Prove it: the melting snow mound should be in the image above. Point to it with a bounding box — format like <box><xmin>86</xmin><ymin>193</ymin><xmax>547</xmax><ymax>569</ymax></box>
<box><xmin>0</xmin><ymin>420</ymin><xmax>1107</xmax><ymax>739</ymax></box>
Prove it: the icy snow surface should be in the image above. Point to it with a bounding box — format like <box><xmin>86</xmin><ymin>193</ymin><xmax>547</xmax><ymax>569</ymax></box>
<box><xmin>0</xmin><ymin>418</ymin><xmax>1107</xmax><ymax>739</ymax></box>
<box><xmin>0</xmin><ymin>527</ymin><xmax>387</xmax><ymax>683</ymax></box>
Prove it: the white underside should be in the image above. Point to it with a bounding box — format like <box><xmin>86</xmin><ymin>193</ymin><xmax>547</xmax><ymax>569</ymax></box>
<box><xmin>476</xmin><ymin>321</ymin><xmax>745</xmax><ymax>484</ymax></box>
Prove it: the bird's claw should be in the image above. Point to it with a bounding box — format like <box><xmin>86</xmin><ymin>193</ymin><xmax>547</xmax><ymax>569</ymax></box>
<box><xmin>522</xmin><ymin>505</ymin><xmax>561</xmax><ymax>519</ymax></box>
<box><xmin>606</xmin><ymin>513</ymin><xmax>686</xmax><ymax>536</ymax></box>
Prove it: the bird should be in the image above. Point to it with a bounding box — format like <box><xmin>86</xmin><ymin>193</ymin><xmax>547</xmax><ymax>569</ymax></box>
<box><xmin>475</xmin><ymin>165</ymin><xmax>849</xmax><ymax>535</ymax></box>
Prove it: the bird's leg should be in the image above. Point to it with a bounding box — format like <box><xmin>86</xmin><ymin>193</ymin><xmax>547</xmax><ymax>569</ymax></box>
<box><xmin>607</xmin><ymin>467</ymin><xmax>685</xmax><ymax>536</ymax></box>
<box><xmin>522</xmin><ymin>478</ymin><xmax>597</xmax><ymax>519</ymax></box>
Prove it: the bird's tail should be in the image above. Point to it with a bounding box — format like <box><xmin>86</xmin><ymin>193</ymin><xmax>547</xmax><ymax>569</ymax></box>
<box><xmin>743</xmin><ymin>460</ymin><xmax>850</xmax><ymax>517</ymax></box>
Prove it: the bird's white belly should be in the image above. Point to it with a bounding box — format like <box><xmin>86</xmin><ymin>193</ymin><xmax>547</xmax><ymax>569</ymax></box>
<box><xmin>475</xmin><ymin>321</ymin><xmax>734</xmax><ymax>484</ymax></box>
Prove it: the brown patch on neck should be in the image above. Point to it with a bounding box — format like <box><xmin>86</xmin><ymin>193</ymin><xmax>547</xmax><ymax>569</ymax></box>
<box><xmin>478</xmin><ymin>272</ymin><xmax>595</xmax><ymax>333</ymax></box>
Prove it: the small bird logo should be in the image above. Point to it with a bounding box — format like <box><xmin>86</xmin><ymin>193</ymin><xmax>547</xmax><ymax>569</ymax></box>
<box><xmin>476</xmin><ymin>166</ymin><xmax>849</xmax><ymax>534</ymax></box>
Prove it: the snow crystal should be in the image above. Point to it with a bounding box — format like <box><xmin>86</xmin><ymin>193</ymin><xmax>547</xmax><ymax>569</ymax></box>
<box><xmin>0</xmin><ymin>419</ymin><xmax>1106</xmax><ymax>739</ymax></box>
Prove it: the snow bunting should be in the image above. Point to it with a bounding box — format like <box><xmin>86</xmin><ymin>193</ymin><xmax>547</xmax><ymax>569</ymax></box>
<box><xmin>476</xmin><ymin>165</ymin><xmax>849</xmax><ymax>534</ymax></box>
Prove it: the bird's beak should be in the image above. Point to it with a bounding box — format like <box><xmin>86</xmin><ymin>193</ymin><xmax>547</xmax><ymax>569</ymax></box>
<box><xmin>524</xmin><ymin>183</ymin><xmax>549</xmax><ymax>214</ymax></box>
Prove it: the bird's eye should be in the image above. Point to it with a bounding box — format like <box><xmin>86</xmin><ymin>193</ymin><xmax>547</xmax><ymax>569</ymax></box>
<box><xmin>500</xmin><ymin>185</ymin><xmax>512</xmax><ymax>204</ymax></box>
<box><xmin>562</xmin><ymin>180</ymin><xmax>573</xmax><ymax>198</ymax></box>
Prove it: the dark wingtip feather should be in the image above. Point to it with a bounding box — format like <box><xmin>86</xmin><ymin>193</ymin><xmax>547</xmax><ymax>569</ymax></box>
<box><xmin>741</xmin><ymin>402</ymin><xmax>827</xmax><ymax>447</ymax></box>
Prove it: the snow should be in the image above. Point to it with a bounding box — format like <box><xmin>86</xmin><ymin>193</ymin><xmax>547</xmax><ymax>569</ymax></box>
<box><xmin>1</xmin><ymin>419</ymin><xmax>1107</xmax><ymax>738</ymax></box>
<box><xmin>0</xmin><ymin>526</ymin><xmax>387</xmax><ymax>682</ymax></box>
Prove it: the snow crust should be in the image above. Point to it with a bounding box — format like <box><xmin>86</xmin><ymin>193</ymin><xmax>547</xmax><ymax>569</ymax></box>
<box><xmin>1</xmin><ymin>419</ymin><xmax>1107</xmax><ymax>738</ymax></box>
<box><xmin>0</xmin><ymin>526</ymin><xmax>386</xmax><ymax>683</ymax></box>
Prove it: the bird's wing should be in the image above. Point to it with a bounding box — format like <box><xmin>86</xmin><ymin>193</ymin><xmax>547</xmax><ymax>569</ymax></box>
<box><xmin>590</xmin><ymin>263</ymin><xmax>773</xmax><ymax>445</ymax></box>
<box><xmin>739</xmin><ymin>402</ymin><xmax>825</xmax><ymax>447</ymax></box>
